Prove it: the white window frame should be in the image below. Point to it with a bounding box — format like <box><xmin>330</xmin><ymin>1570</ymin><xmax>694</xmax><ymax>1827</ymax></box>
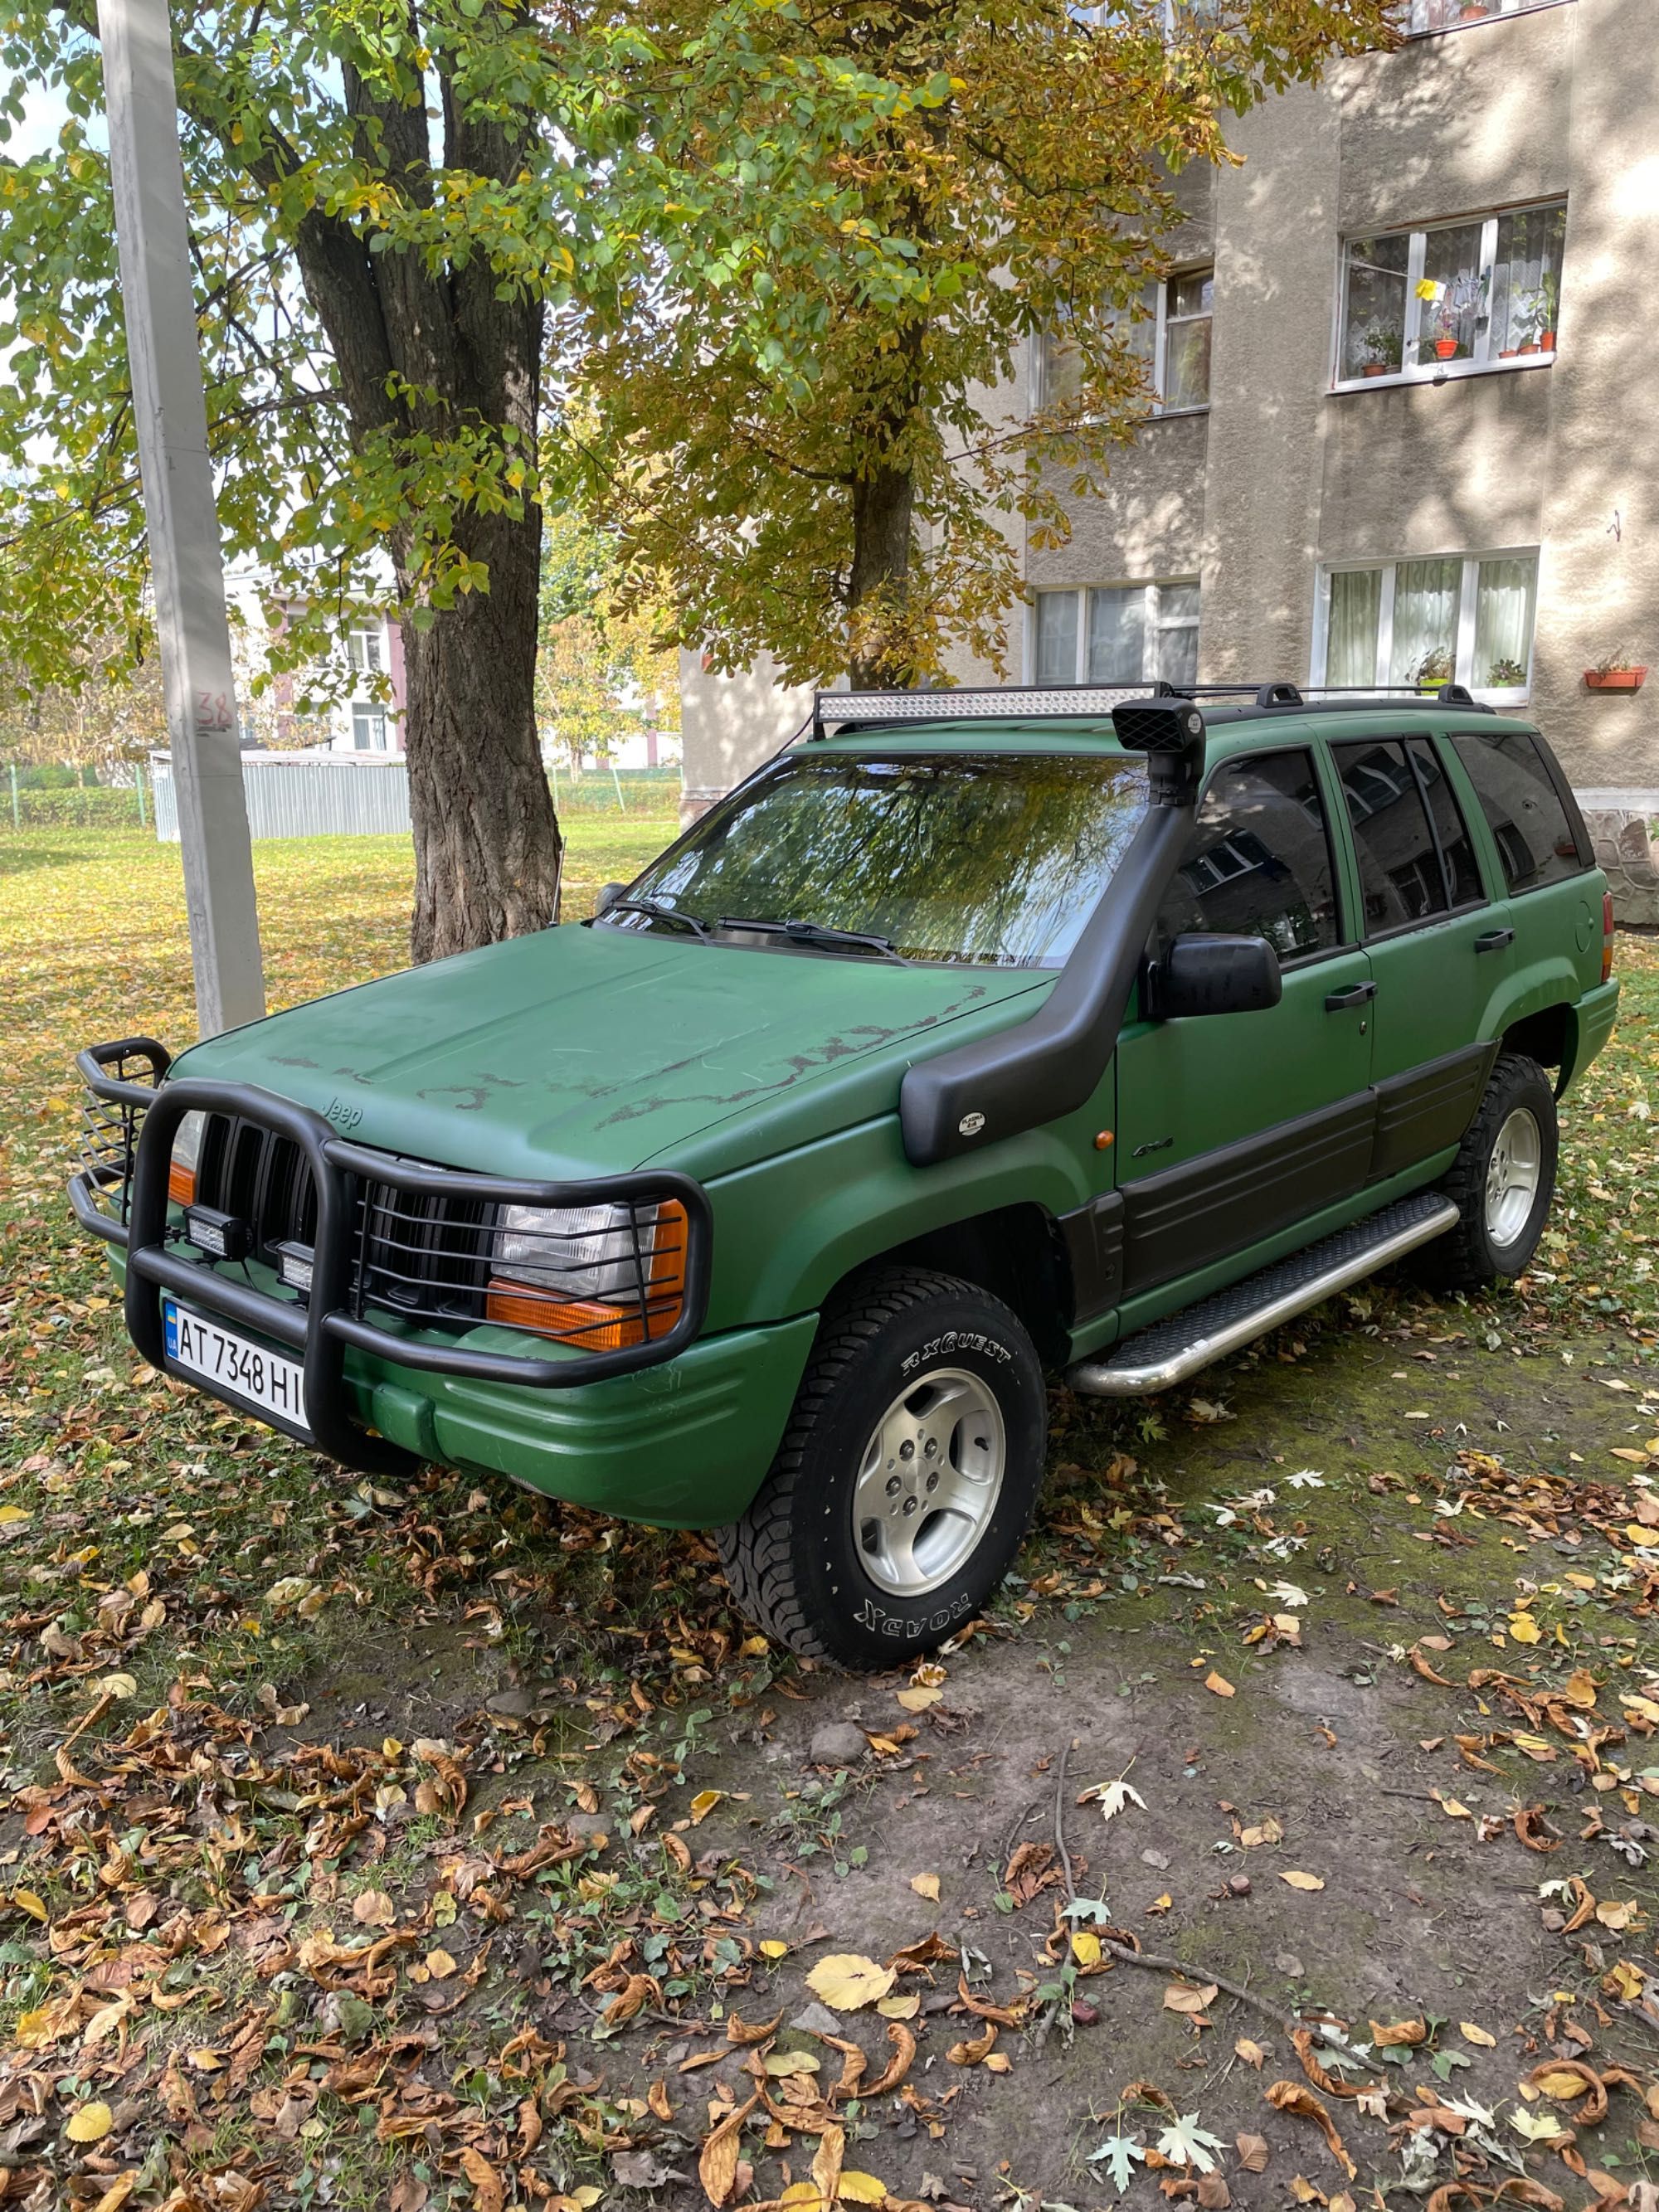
<box><xmin>1027</xmin><ymin>579</ymin><xmax>1202</xmax><ymax>687</ymax></box>
<box><xmin>1332</xmin><ymin>202</ymin><xmax>1564</xmax><ymax>394</ymax></box>
<box><xmin>1390</xmin><ymin>0</ymin><xmax>1570</xmax><ymax>35</ymax></box>
<box><xmin>351</xmin><ymin>703</ymin><xmax>390</xmax><ymax>752</ymax></box>
<box><xmin>1034</xmin><ymin>266</ymin><xmax>1213</xmax><ymax>420</ymax></box>
<box><xmin>1310</xmin><ymin>547</ymin><xmax>1540</xmax><ymax>707</ymax></box>
<box><xmin>348</xmin><ymin>621</ymin><xmax>386</xmax><ymax>678</ymax></box>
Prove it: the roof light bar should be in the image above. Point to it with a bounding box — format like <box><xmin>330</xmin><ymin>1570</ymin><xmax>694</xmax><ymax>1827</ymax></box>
<box><xmin>814</xmin><ymin>683</ymin><xmax>1140</xmax><ymax>732</ymax></box>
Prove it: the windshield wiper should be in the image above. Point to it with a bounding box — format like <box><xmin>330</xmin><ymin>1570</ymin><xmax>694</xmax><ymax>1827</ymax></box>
<box><xmin>717</xmin><ymin>915</ymin><xmax>908</xmax><ymax>962</ymax></box>
<box><xmin>598</xmin><ymin>897</ymin><xmax>711</xmax><ymax>940</ymax></box>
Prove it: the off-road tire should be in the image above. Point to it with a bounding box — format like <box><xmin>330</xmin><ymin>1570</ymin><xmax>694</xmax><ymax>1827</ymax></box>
<box><xmin>1417</xmin><ymin>1052</ymin><xmax>1558</xmax><ymax>1291</ymax></box>
<box><xmin>717</xmin><ymin>1267</ymin><xmax>1046</xmax><ymax>1669</ymax></box>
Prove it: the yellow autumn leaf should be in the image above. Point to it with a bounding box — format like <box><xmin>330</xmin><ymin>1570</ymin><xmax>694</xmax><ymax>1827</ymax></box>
<box><xmin>10</xmin><ymin>1890</ymin><xmax>47</xmax><ymax>1922</ymax></box>
<box><xmin>66</xmin><ymin>2102</ymin><xmax>113</xmax><ymax>2143</ymax></box>
<box><xmin>776</xmin><ymin>2190</ymin><xmax>825</xmax><ymax>2210</ymax></box>
<box><xmin>688</xmin><ymin>1790</ymin><xmax>725</xmax><ymax>1823</ymax></box>
<box><xmin>1535</xmin><ymin>2067</ymin><xmax>1593</xmax><ymax>2099</ymax></box>
<box><xmin>95</xmin><ymin>1672</ymin><xmax>138</xmax><ymax>1699</ymax></box>
<box><xmin>876</xmin><ymin>1991</ymin><xmax>920</xmax><ymax>2019</ymax></box>
<box><xmin>895</xmin><ymin>1685</ymin><xmax>941</xmax><ymax>1712</ymax></box>
<box><xmin>1460</xmin><ymin>2022</ymin><xmax>1496</xmax><ymax>2047</ymax></box>
<box><xmin>1627</xmin><ymin>1524</ymin><xmax>1659</xmax><ymax>1548</ymax></box>
<box><xmin>1071</xmin><ymin>1930</ymin><xmax>1102</xmax><ymax>1966</ymax></box>
<box><xmin>1508</xmin><ymin>1614</ymin><xmax>1541</xmax><ymax>1644</ymax></box>
<box><xmin>804</xmin><ymin>1953</ymin><xmax>896</xmax><ymax>2010</ymax></box>
<box><xmin>759</xmin><ymin>1939</ymin><xmax>790</xmax><ymax>1960</ymax></box>
<box><xmin>838</xmin><ymin>2175</ymin><xmax>888</xmax><ymax>2205</ymax></box>
<box><xmin>425</xmin><ymin>1947</ymin><xmax>457</xmax><ymax>1979</ymax></box>
<box><xmin>764</xmin><ymin>2049</ymin><xmax>821</xmax><ymax>2077</ymax></box>
<box><xmin>1436</xmin><ymin>1795</ymin><xmax>1473</xmax><ymax>1821</ymax></box>
<box><xmin>0</xmin><ymin>1505</ymin><xmax>31</xmax><ymax>1525</ymax></box>
<box><xmin>1204</xmin><ymin>1670</ymin><xmax>1236</xmax><ymax>1698</ymax></box>
<box><xmin>1279</xmin><ymin>1870</ymin><xmax>1325</xmax><ymax>1891</ymax></box>
<box><xmin>909</xmin><ymin>1873</ymin><xmax>941</xmax><ymax>1903</ymax></box>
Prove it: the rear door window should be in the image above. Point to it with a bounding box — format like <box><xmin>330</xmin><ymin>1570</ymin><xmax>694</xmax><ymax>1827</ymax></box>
<box><xmin>1333</xmin><ymin>739</ymin><xmax>1450</xmax><ymax>932</ymax></box>
<box><xmin>1155</xmin><ymin>748</ymin><xmax>1340</xmax><ymax>962</ymax></box>
<box><xmin>1451</xmin><ymin>730</ymin><xmax>1588</xmax><ymax>893</ymax></box>
<box><xmin>1404</xmin><ymin>737</ymin><xmax>1484</xmax><ymax>906</ymax></box>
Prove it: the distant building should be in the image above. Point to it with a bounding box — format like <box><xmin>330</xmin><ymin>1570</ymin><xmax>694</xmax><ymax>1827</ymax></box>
<box><xmin>681</xmin><ymin>0</ymin><xmax>1656</xmax><ymax>847</ymax></box>
<box><xmin>268</xmin><ymin>610</ymin><xmax>406</xmax><ymax>754</ymax></box>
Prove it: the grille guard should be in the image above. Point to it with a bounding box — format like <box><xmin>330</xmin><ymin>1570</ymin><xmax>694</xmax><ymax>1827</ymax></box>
<box><xmin>68</xmin><ymin>1042</ymin><xmax>713</xmax><ymax>1476</ymax></box>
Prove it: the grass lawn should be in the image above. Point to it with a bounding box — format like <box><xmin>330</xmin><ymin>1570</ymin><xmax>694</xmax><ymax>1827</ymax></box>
<box><xmin>2</xmin><ymin>826</ymin><xmax>1659</xmax><ymax>2212</ymax></box>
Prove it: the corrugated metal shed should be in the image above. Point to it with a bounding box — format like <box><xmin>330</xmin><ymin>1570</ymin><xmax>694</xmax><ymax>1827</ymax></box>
<box><xmin>150</xmin><ymin>751</ymin><xmax>411</xmax><ymax>842</ymax></box>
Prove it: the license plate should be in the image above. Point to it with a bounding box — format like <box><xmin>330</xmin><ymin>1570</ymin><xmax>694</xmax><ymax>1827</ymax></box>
<box><xmin>163</xmin><ymin>1299</ymin><xmax>309</xmax><ymax>1434</ymax></box>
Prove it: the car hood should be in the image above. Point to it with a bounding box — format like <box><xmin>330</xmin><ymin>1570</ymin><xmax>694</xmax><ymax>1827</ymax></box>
<box><xmin>170</xmin><ymin>923</ymin><xmax>1049</xmax><ymax>1179</ymax></box>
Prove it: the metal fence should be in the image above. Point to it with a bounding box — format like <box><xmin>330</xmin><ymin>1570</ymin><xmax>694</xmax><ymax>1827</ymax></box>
<box><xmin>151</xmin><ymin>752</ymin><xmax>413</xmax><ymax>842</ymax></box>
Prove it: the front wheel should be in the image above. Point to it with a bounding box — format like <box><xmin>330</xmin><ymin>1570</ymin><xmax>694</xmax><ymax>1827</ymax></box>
<box><xmin>1419</xmin><ymin>1052</ymin><xmax>1558</xmax><ymax>1291</ymax></box>
<box><xmin>717</xmin><ymin>1268</ymin><xmax>1047</xmax><ymax>1668</ymax></box>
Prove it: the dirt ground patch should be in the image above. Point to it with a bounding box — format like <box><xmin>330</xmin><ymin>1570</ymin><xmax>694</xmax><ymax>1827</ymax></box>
<box><xmin>2</xmin><ymin>843</ymin><xmax>1659</xmax><ymax>2211</ymax></box>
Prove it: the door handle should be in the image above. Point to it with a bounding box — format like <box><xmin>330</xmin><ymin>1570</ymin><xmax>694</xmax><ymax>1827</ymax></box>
<box><xmin>1325</xmin><ymin>980</ymin><xmax>1377</xmax><ymax>1012</ymax></box>
<box><xmin>1475</xmin><ymin>926</ymin><xmax>1515</xmax><ymax>954</ymax></box>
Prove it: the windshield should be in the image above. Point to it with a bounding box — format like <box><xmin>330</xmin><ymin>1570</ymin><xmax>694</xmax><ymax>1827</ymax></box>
<box><xmin>611</xmin><ymin>750</ymin><xmax>1150</xmax><ymax>968</ymax></box>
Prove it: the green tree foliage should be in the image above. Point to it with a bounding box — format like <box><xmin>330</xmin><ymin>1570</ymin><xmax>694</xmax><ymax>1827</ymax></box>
<box><xmin>536</xmin><ymin>508</ymin><xmax>679</xmax><ymax>770</ymax></box>
<box><xmin>0</xmin><ymin>0</ymin><xmax>615</xmax><ymax>956</ymax></box>
<box><xmin>577</xmin><ymin>0</ymin><xmax>1397</xmax><ymax>688</ymax></box>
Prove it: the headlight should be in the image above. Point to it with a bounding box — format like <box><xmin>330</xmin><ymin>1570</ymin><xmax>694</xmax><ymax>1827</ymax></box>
<box><xmin>487</xmin><ymin>1198</ymin><xmax>688</xmax><ymax>1349</ymax></box>
<box><xmin>168</xmin><ymin>1110</ymin><xmax>206</xmax><ymax>1208</ymax></box>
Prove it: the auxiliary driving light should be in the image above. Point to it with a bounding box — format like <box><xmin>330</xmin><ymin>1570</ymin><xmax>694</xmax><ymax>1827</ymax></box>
<box><xmin>182</xmin><ymin>1203</ymin><xmax>252</xmax><ymax>1263</ymax></box>
<box><xmin>274</xmin><ymin>1240</ymin><xmax>315</xmax><ymax>1297</ymax></box>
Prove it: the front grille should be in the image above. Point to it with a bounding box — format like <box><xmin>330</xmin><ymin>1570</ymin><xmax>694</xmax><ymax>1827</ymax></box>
<box><xmin>186</xmin><ymin>1117</ymin><xmax>681</xmax><ymax>1351</ymax></box>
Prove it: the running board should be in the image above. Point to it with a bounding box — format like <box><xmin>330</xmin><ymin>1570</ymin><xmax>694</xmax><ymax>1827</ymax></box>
<box><xmin>1066</xmin><ymin>1193</ymin><xmax>1460</xmax><ymax>1398</ymax></box>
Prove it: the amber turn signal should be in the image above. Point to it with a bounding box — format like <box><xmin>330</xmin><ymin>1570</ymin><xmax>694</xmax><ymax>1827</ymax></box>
<box><xmin>168</xmin><ymin>1161</ymin><xmax>196</xmax><ymax>1207</ymax></box>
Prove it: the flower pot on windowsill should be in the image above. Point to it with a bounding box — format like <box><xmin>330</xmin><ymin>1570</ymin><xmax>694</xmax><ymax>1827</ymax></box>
<box><xmin>1499</xmin><ymin>347</ymin><xmax>1519</xmax><ymax>358</ymax></box>
<box><xmin>1540</xmin><ymin>328</ymin><xmax>1557</xmax><ymax>351</ymax></box>
<box><xmin>1584</xmin><ymin>667</ymin><xmax>1647</xmax><ymax>693</ymax></box>
<box><xmin>1518</xmin><ymin>341</ymin><xmax>1540</xmax><ymax>355</ymax></box>
<box><xmin>1362</xmin><ymin>362</ymin><xmax>1389</xmax><ymax>377</ymax></box>
<box><xmin>1459</xmin><ymin>2</ymin><xmax>1487</xmax><ymax>17</ymax></box>
<box><xmin>1433</xmin><ymin>337</ymin><xmax>1460</xmax><ymax>361</ymax></box>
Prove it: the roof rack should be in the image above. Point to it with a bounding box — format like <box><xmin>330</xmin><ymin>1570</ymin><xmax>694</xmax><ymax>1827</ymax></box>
<box><xmin>811</xmin><ymin>678</ymin><xmax>1496</xmax><ymax>735</ymax></box>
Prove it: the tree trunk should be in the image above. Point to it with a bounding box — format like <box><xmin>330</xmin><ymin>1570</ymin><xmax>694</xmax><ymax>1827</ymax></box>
<box><xmin>847</xmin><ymin>463</ymin><xmax>917</xmax><ymax>689</ymax></box>
<box><xmin>401</xmin><ymin>501</ymin><xmax>562</xmax><ymax>964</ymax></box>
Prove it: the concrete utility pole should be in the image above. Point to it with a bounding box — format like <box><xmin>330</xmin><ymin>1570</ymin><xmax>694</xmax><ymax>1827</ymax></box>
<box><xmin>97</xmin><ymin>0</ymin><xmax>265</xmax><ymax>1036</ymax></box>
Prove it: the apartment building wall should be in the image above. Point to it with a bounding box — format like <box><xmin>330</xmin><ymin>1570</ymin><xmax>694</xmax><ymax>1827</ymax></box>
<box><xmin>680</xmin><ymin>0</ymin><xmax>1657</xmax><ymax>809</ymax></box>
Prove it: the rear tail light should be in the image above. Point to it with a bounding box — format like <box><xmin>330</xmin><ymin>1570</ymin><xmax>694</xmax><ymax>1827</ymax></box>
<box><xmin>485</xmin><ymin>1198</ymin><xmax>689</xmax><ymax>1349</ymax></box>
<box><xmin>1603</xmin><ymin>888</ymin><xmax>1616</xmax><ymax>985</ymax></box>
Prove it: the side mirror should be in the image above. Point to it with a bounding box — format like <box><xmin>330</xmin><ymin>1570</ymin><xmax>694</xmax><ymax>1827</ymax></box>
<box><xmin>1153</xmin><ymin>933</ymin><xmax>1282</xmax><ymax>1020</ymax></box>
<box><xmin>595</xmin><ymin>882</ymin><xmax>627</xmax><ymax>916</ymax></box>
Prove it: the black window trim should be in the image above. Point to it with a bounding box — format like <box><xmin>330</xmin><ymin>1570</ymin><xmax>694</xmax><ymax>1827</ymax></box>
<box><xmin>1447</xmin><ymin>722</ymin><xmax>1593</xmax><ymax>891</ymax></box>
<box><xmin>1175</xmin><ymin>743</ymin><xmax>1352</xmax><ymax>972</ymax></box>
<box><xmin>1330</xmin><ymin>732</ymin><xmax>1491</xmax><ymax>945</ymax></box>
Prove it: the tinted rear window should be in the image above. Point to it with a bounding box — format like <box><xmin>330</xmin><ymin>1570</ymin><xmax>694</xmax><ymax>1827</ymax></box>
<box><xmin>1452</xmin><ymin>732</ymin><xmax>1586</xmax><ymax>893</ymax></box>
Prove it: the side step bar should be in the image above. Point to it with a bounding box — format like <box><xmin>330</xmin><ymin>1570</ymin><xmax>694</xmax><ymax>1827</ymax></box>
<box><xmin>1066</xmin><ymin>1192</ymin><xmax>1460</xmax><ymax>1398</ymax></box>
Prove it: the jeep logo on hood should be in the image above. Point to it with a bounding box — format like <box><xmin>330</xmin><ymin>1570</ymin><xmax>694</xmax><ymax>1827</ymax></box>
<box><xmin>324</xmin><ymin>1096</ymin><xmax>364</xmax><ymax>1131</ymax></box>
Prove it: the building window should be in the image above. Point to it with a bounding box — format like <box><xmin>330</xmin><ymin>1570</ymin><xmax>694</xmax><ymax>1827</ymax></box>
<box><xmin>1335</xmin><ymin>204</ymin><xmax>1564</xmax><ymax>387</ymax></box>
<box><xmin>1038</xmin><ymin>268</ymin><xmax>1213</xmax><ymax>416</ymax></box>
<box><xmin>351</xmin><ymin>705</ymin><xmax>390</xmax><ymax>751</ymax></box>
<box><xmin>1034</xmin><ymin>581</ymin><xmax>1200</xmax><ymax>688</ymax></box>
<box><xmin>348</xmin><ymin>622</ymin><xmax>386</xmax><ymax>677</ymax></box>
<box><xmin>1315</xmin><ymin>551</ymin><xmax>1538</xmax><ymax>701</ymax></box>
<box><xmin>1392</xmin><ymin>0</ymin><xmax>1564</xmax><ymax>32</ymax></box>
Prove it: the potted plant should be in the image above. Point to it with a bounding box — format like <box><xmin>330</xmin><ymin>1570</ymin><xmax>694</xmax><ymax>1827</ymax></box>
<box><xmin>1361</xmin><ymin>321</ymin><xmax>1400</xmax><ymax>377</ymax></box>
<box><xmin>1411</xmin><ymin>648</ymin><xmax>1454</xmax><ymax>693</ymax></box>
<box><xmin>1488</xmin><ymin>655</ymin><xmax>1527</xmax><ymax>687</ymax></box>
<box><xmin>1535</xmin><ymin>270</ymin><xmax>1559</xmax><ymax>352</ymax></box>
<box><xmin>1585</xmin><ymin>650</ymin><xmax>1647</xmax><ymax>693</ymax></box>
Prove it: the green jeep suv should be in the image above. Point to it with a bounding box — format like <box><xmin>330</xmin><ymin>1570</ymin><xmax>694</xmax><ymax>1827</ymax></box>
<box><xmin>71</xmin><ymin>682</ymin><xmax>1618</xmax><ymax>1667</ymax></box>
